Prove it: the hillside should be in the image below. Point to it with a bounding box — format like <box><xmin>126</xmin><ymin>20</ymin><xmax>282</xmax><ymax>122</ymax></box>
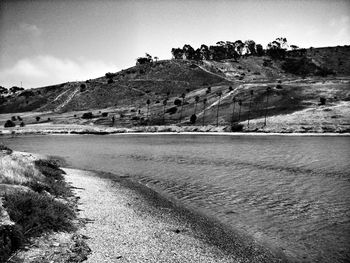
<box><xmin>0</xmin><ymin>45</ymin><xmax>350</xmax><ymax>133</ymax></box>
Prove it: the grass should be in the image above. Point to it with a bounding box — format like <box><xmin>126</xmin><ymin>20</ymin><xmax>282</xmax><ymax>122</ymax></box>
<box><xmin>0</xmin><ymin>147</ymin><xmax>77</xmax><ymax>262</ymax></box>
<box><xmin>3</xmin><ymin>191</ymin><xmax>76</xmax><ymax>237</ymax></box>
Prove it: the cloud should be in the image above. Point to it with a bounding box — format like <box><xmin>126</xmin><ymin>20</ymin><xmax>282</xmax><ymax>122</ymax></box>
<box><xmin>19</xmin><ymin>23</ymin><xmax>42</xmax><ymax>37</ymax></box>
<box><xmin>0</xmin><ymin>55</ymin><xmax>118</xmax><ymax>88</ymax></box>
<box><xmin>329</xmin><ymin>15</ymin><xmax>350</xmax><ymax>44</ymax></box>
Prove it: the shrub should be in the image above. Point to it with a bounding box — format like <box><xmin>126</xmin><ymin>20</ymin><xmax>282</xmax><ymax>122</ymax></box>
<box><xmin>107</xmin><ymin>78</ymin><xmax>114</xmax><ymax>84</ymax></box>
<box><xmin>81</xmin><ymin>112</ymin><xmax>93</xmax><ymax>119</ymax></box>
<box><xmin>34</xmin><ymin>159</ymin><xmax>65</xmax><ymax>181</ymax></box>
<box><xmin>231</xmin><ymin>123</ymin><xmax>244</xmax><ymax>132</ymax></box>
<box><xmin>4</xmin><ymin>120</ymin><xmax>15</xmax><ymax>128</ymax></box>
<box><xmin>165</xmin><ymin>107</ymin><xmax>177</xmax><ymax>115</ymax></box>
<box><xmin>101</xmin><ymin>112</ymin><xmax>108</xmax><ymax>117</ymax></box>
<box><xmin>36</xmin><ymin>116</ymin><xmax>40</xmax><ymax>122</ymax></box>
<box><xmin>174</xmin><ymin>99</ymin><xmax>182</xmax><ymax>106</ymax></box>
<box><xmin>17</xmin><ymin>116</ymin><xmax>22</xmax><ymax>121</ymax></box>
<box><xmin>20</xmin><ymin>122</ymin><xmax>25</xmax><ymax>127</ymax></box>
<box><xmin>190</xmin><ymin>114</ymin><xmax>197</xmax><ymax>124</ymax></box>
<box><xmin>0</xmin><ymin>144</ymin><xmax>13</xmax><ymax>154</ymax></box>
<box><xmin>80</xmin><ymin>84</ymin><xmax>86</xmax><ymax>92</ymax></box>
<box><xmin>11</xmin><ymin>116</ymin><xmax>17</xmax><ymax>121</ymax></box>
<box><xmin>276</xmin><ymin>85</ymin><xmax>283</xmax><ymax>89</ymax></box>
<box><xmin>3</xmin><ymin>191</ymin><xmax>76</xmax><ymax>238</ymax></box>
<box><xmin>320</xmin><ymin>97</ymin><xmax>326</xmax><ymax>105</ymax></box>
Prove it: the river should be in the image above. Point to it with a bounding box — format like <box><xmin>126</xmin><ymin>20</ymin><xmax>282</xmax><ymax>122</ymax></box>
<box><xmin>3</xmin><ymin>134</ymin><xmax>350</xmax><ymax>262</ymax></box>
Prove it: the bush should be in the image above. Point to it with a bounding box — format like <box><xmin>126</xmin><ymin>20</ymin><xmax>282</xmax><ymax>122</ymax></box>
<box><xmin>36</xmin><ymin>116</ymin><xmax>40</xmax><ymax>122</ymax></box>
<box><xmin>190</xmin><ymin>114</ymin><xmax>197</xmax><ymax>124</ymax></box>
<box><xmin>20</xmin><ymin>122</ymin><xmax>25</xmax><ymax>127</ymax></box>
<box><xmin>174</xmin><ymin>99</ymin><xmax>182</xmax><ymax>106</ymax></box>
<box><xmin>231</xmin><ymin>123</ymin><xmax>244</xmax><ymax>132</ymax></box>
<box><xmin>81</xmin><ymin>112</ymin><xmax>93</xmax><ymax>119</ymax></box>
<box><xmin>3</xmin><ymin>191</ymin><xmax>76</xmax><ymax>238</ymax></box>
<box><xmin>80</xmin><ymin>84</ymin><xmax>86</xmax><ymax>92</ymax></box>
<box><xmin>0</xmin><ymin>144</ymin><xmax>13</xmax><ymax>154</ymax></box>
<box><xmin>17</xmin><ymin>116</ymin><xmax>22</xmax><ymax>121</ymax></box>
<box><xmin>276</xmin><ymin>85</ymin><xmax>283</xmax><ymax>89</ymax></box>
<box><xmin>107</xmin><ymin>78</ymin><xmax>114</xmax><ymax>84</ymax></box>
<box><xmin>165</xmin><ymin>106</ymin><xmax>177</xmax><ymax>115</ymax></box>
<box><xmin>34</xmin><ymin>159</ymin><xmax>65</xmax><ymax>181</ymax></box>
<box><xmin>4</xmin><ymin>120</ymin><xmax>15</xmax><ymax>128</ymax></box>
<box><xmin>11</xmin><ymin>116</ymin><xmax>17</xmax><ymax>121</ymax></box>
<box><xmin>101</xmin><ymin>112</ymin><xmax>108</xmax><ymax>117</ymax></box>
<box><xmin>320</xmin><ymin>97</ymin><xmax>326</xmax><ymax>105</ymax></box>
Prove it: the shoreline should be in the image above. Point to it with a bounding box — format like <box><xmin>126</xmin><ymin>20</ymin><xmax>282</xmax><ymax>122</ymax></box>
<box><xmin>1</xmin><ymin>128</ymin><xmax>350</xmax><ymax>137</ymax></box>
<box><xmin>64</xmin><ymin>167</ymin><xmax>293</xmax><ymax>263</ymax></box>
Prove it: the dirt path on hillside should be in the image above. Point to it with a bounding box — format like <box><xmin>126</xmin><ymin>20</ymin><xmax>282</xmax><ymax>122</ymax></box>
<box><xmin>63</xmin><ymin>168</ymin><xmax>241</xmax><ymax>263</ymax></box>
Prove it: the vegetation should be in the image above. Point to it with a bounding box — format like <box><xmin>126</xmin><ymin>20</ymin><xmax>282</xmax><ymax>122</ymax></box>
<box><xmin>0</xmin><ymin>149</ymin><xmax>77</xmax><ymax>262</ymax></box>
<box><xmin>4</xmin><ymin>120</ymin><xmax>15</xmax><ymax>128</ymax></box>
<box><xmin>82</xmin><ymin>112</ymin><xmax>94</xmax><ymax>119</ymax></box>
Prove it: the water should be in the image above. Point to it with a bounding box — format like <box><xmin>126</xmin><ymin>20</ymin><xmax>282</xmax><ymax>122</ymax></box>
<box><xmin>3</xmin><ymin>134</ymin><xmax>350</xmax><ymax>262</ymax></box>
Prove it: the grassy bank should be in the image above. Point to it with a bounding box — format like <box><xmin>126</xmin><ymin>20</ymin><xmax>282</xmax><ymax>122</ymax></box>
<box><xmin>0</xmin><ymin>145</ymin><xmax>89</xmax><ymax>262</ymax></box>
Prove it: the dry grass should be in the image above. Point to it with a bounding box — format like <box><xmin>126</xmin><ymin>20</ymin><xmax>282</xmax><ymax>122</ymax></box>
<box><xmin>0</xmin><ymin>152</ymin><xmax>44</xmax><ymax>185</ymax></box>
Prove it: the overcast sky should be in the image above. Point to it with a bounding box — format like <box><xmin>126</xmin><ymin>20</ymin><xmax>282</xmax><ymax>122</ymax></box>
<box><xmin>0</xmin><ymin>0</ymin><xmax>349</xmax><ymax>89</ymax></box>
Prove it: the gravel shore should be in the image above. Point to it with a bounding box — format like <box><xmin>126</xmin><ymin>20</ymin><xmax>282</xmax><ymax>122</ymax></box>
<box><xmin>64</xmin><ymin>168</ymin><xmax>240</xmax><ymax>263</ymax></box>
<box><xmin>64</xmin><ymin>168</ymin><xmax>288</xmax><ymax>263</ymax></box>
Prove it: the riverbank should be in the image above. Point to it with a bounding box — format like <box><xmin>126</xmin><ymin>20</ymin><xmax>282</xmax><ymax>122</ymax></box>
<box><xmin>1</xmin><ymin>123</ymin><xmax>350</xmax><ymax>136</ymax></box>
<box><xmin>0</xmin><ymin>148</ymin><xmax>90</xmax><ymax>262</ymax></box>
<box><xmin>1</xmin><ymin>148</ymin><xmax>290</xmax><ymax>262</ymax></box>
<box><xmin>64</xmin><ymin>168</ymin><xmax>289</xmax><ymax>263</ymax></box>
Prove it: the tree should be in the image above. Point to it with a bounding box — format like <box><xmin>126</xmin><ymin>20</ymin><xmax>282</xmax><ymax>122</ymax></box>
<box><xmin>193</xmin><ymin>95</ymin><xmax>200</xmax><ymax>115</ymax></box>
<box><xmin>154</xmin><ymin>56</ymin><xmax>159</xmax><ymax>62</ymax></box>
<box><xmin>231</xmin><ymin>96</ymin><xmax>236</xmax><ymax>126</ymax></box>
<box><xmin>202</xmin><ymin>98</ymin><xmax>207</xmax><ymax>126</ymax></box>
<box><xmin>234</xmin><ymin>40</ymin><xmax>244</xmax><ymax>56</ymax></box>
<box><xmin>247</xmin><ymin>90</ymin><xmax>254</xmax><ymax>128</ymax></box>
<box><xmin>162</xmin><ymin>99</ymin><xmax>167</xmax><ymax>124</ymax></box>
<box><xmin>245</xmin><ymin>40</ymin><xmax>256</xmax><ymax>55</ymax></box>
<box><xmin>216</xmin><ymin>91</ymin><xmax>222</xmax><ymax>126</ymax></box>
<box><xmin>290</xmin><ymin>45</ymin><xmax>299</xmax><ymax>50</ymax></box>
<box><xmin>0</xmin><ymin>86</ymin><xmax>8</xmax><ymax>95</ymax></box>
<box><xmin>183</xmin><ymin>44</ymin><xmax>195</xmax><ymax>60</ymax></box>
<box><xmin>238</xmin><ymin>99</ymin><xmax>243</xmax><ymax>121</ymax></box>
<box><xmin>266</xmin><ymin>37</ymin><xmax>288</xmax><ymax>59</ymax></box>
<box><xmin>199</xmin><ymin>44</ymin><xmax>210</xmax><ymax>60</ymax></box>
<box><xmin>136</xmin><ymin>54</ymin><xmax>153</xmax><ymax>65</ymax></box>
<box><xmin>179</xmin><ymin>93</ymin><xmax>186</xmax><ymax>123</ymax></box>
<box><xmin>10</xmin><ymin>86</ymin><xmax>24</xmax><ymax>94</ymax></box>
<box><xmin>171</xmin><ymin>48</ymin><xmax>184</xmax><ymax>59</ymax></box>
<box><xmin>264</xmin><ymin>87</ymin><xmax>272</xmax><ymax>126</ymax></box>
<box><xmin>256</xmin><ymin>44</ymin><xmax>264</xmax><ymax>56</ymax></box>
<box><xmin>146</xmin><ymin>99</ymin><xmax>151</xmax><ymax>123</ymax></box>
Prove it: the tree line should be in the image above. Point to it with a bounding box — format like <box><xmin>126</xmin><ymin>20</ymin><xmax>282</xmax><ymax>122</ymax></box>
<box><xmin>171</xmin><ymin>37</ymin><xmax>299</xmax><ymax>61</ymax></box>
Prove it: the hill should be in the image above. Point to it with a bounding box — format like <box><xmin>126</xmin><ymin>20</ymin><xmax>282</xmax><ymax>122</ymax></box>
<box><xmin>0</xmin><ymin>45</ymin><xmax>350</xmax><ymax>133</ymax></box>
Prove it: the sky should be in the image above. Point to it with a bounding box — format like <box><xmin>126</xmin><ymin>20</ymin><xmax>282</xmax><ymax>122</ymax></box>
<box><xmin>0</xmin><ymin>0</ymin><xmax>349</xmax><ymax>89</ymax></box>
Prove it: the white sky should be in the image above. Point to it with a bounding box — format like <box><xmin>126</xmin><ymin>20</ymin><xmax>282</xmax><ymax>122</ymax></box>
<box><xmin>0</xmin><ymin>0</ymin><xmax>349</xmax><ymax>88</ymax></box>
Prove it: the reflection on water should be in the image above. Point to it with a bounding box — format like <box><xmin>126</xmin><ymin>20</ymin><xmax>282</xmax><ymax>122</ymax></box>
<box><xmin>4</xmin><ymin>134</ymin><xmax>350</xmax><ymax>262</ymax></box>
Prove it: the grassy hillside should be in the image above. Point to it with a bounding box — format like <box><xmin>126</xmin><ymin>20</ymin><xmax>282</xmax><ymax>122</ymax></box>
<box><xmin>0</xmin><ymin>46</ymin><xmax>349</xmax><ymax>132</ymax></box>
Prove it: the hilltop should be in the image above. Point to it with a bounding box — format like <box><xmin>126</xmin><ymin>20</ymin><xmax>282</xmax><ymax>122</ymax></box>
<box><xmin>0</xmin><ymin>45</ymin><xmax>350</xmax><ymax>133</ymax></box>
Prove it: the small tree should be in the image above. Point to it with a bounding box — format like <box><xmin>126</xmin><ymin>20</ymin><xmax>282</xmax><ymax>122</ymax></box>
<box><xmin>4</xmin><ymin>120</ymin><xmax>15</xmax><ymax>128</ymax></box>
<box><xmin>162</xmin><ymin>99</ymin><xmax>167</xmax><ymax>124</ymax></box>
<box><xmin>193</xmin><ymin>96</ymin><xmax>200</xmax><ymax>115</ymax></box>
<box><xmin>216</xmin><ymin>91</ymin><xmax>222</xmax><ymax>126</ymax></box>
<box><xmin>179</xmin><ymin>93</ymin><xmax>186</xmax><ymax>123</ymax></box>
<box><xmin>264</xmin><ymin>87</ymin><xmax>272</xmax><ymax>126</ymax></box>
<box><xmin>238</xmin><ymin>99</ymin><xmax>243</xmax><ymax>122</ymax></box>
<box><xmin>146</xmin><ymin>99</ymin><xmax>151</xmax><ymax>123</ymax></box>
<box><xmin>247</xmin><ymin>90</ymin><xmax>254</xmax><ymax>128</ymax></box>
<box><xmin>231</xmin><ymin>96</ymin><xmax>236</xmax><ymax>126</ymax></box>
<box><xmin>202</xmin><ymin>98</ymin><xmax>207</xmax><ymax>126</ymax></box>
